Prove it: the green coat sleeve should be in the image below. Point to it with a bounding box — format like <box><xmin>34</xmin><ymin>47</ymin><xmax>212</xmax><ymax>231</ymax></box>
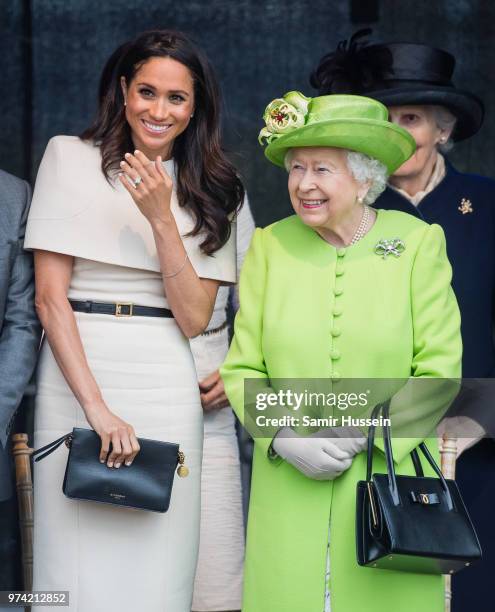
<box><xmin>410</xmin><ymin>224</ymin><xmax>461</xmax><ymax>377</ymax></box>
<box><xmin>221</xmin><ymin>228</ymin><xmax>276</xmax><ymax>457</ymax></box>
<box><xmin>380</xmin><ymin>223</ymin><xmax>462</xmax><ymax>464</ymax></box>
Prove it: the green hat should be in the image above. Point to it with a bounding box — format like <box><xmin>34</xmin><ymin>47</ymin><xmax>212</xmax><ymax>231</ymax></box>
<box><xmin>259</xmin><ymin>92</ymin><xmax>415</xmax><ymax>174</ymax></box>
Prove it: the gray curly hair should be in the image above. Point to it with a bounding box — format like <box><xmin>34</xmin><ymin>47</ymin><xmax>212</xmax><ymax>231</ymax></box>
<box><xmin>431</xmin><ymin>105</ymin><xmax>457</xmax><ymax>153</ymax></box>
<box><xmin>345</xmin><ymin>152</ymin><xmax>388</xmax><ymax>205</ymax></box>
<box><xmin>284</xmin><ymin>149</ymin><xmax>388</xmax><ymax>205</ymax></box>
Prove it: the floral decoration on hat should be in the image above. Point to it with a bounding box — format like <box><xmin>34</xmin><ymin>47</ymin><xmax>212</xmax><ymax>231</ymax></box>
<box><xmin>258</xmin><ymin>91</ymin><xmax>310</xmax><ymax>145</ymax></box>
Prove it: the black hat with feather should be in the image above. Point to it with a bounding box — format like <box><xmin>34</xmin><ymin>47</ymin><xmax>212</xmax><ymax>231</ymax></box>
<box><xmin>310</xmin><ymin>29</ymin><xmax>484</xmax><ymax>141</ymax></box>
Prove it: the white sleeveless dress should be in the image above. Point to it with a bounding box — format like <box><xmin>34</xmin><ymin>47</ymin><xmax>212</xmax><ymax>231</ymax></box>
<box><xmin>24</xmin><ymin>136</ymin><xmax>236</xmax><ymax>612</ymax></box>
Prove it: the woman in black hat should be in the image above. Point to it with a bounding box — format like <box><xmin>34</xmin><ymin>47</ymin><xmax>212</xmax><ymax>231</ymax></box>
<box><xmin>311</xmin><ymin>31</ymin><xmax>495</xmax><ymax>612</ymax></box>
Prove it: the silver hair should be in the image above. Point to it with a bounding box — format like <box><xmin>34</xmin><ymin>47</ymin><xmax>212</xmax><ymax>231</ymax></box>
<box><xmin>430</xmin><ymin>105</ymin><xmax>457</xmax><ymax>153</ymax></box>
<box><xmin>345</xmin><ymin>152</ymin><xmax>388</xmax><ymax>205</ymax></box>
<box><xmin>283</xmin><ymin>150</ymin><xmax>294</xmax><ymax>172</ymax></box>
<box><xmin>284</xmin><ymin>149</ymin><xmax>388</xmax><ymax>205</ymax></box>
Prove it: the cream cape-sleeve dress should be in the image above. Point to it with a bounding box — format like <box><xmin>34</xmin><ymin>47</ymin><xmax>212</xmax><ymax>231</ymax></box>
<box><xmin>24</xmin><ymin>135</ymin><xmax>236</xmax><ymax>612</ymax></box>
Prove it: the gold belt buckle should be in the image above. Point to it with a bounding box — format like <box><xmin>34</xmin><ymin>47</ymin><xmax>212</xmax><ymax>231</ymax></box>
<box><xmin>115</xmin><ymin>302</ymin><xmax>133</xmax><ymax>317</ymax></box>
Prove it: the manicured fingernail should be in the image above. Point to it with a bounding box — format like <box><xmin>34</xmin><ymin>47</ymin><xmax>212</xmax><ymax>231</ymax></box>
<box><xmin>125</xmin><ymin>153</ymin><xmax>131</xmax><ymax>158</ymax></box>
<box><xmin>107</xmin><ymin>461</ymin><xmax>114</xmax><ymax>468</ymax></box>
<box><xmin>115</xmin><ymin>463</ymin><xmax>121</xmax><ymax>469</ymax></box>
<box><xmin>134</xmin><ymin>149</ymin><xmax>140</xmax><ymax>154</ymax></box>
<box><xmin>125</xmin><ymin>461</ymin><xmax>132</xmax><ymax>466</ymax></box>
<box><xmin>120</xmin><ymin>161</ymin><xmax>125</xmax><ymax>166</ymax></box>
<box><xmin>100</xmin><ymin>459</ymin><xmax>105</xmax><ymax>463</ymax></box>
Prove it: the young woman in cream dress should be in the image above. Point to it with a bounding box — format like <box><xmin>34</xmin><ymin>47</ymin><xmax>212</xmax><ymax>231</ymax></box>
<box><xmin>25</xmin><ymin>30</ymin><xmax>243</xmax><ymax>612</ymax></box>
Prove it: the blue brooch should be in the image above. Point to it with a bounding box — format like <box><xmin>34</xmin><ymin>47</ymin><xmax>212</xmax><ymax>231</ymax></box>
<box><xmin>374</xmin><ymin>238</ymin><xmax>406</xmax><ymax>259</ymax></box>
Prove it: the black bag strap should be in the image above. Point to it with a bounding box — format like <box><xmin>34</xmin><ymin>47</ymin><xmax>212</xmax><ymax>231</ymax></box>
<box><xmin>366</xmin><ymin>400</ymin><xmax>453</xmax><ymax>510</ymax></box>
<box><xmin>31</xmin><ymin>432</ymin><xmax>73</xmax><ymax>462</ymax></box>
<box><xmin>417</xmin><ymin>442</ymin><xmax>453</xmax><ymax>511</ymax></box>
<box><xmin>410</xmin><ymin>448</ymin><xmax>424</xmax><ymax>477</ymax></box>
<box><xmin>366</xmin><ymin>403</ymin><xmax>385</xmax><ymax>480</ymax></box>
<box><xmin>366</xmin><ymin>402</ymin><xmax>399</xmax><ymax>503</ymax></box>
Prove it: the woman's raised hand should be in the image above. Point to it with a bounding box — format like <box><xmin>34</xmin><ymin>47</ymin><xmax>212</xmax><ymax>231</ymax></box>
<box><xmin>119</xmin><ymin>150</ymin><xmax>174</xmax><ymax>225</ymax></box>
<box><xmin>84</xmin><ymin>400</ymin><xmax>141</xmax><ymax>468</ymax></box>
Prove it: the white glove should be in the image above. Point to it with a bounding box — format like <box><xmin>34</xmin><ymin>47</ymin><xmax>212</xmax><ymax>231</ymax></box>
<box><xmin>272</xmin><ymin>427</ymin><xmax>354</xmax><ymax>480</ymax></box>
<box><xmin>317</xmin><ymin>426</ymin><xmax>368</xmax><ymax>457</ymax></box>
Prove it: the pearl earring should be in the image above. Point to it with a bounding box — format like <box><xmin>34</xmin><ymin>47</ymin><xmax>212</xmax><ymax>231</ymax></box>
<box><xmin>190</xmin><ymin>113</ymin><xmax>194</xmax><ymax>118</ymax></box>
<box><xmin>357</xmin><ymin>196</ymin><xmax>364</xmax><ymax>205</ymax></box>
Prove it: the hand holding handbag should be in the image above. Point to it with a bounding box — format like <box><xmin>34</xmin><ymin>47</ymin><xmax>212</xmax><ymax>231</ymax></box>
<box><xmin>32</xmin><ymin>427</ymin><xmax>189</xmax><ymax>513</ymax></box>
<box><xmin>356</xmin><ymin>401</ymin><xmax>482</xmax><ymax>574</ymax></box>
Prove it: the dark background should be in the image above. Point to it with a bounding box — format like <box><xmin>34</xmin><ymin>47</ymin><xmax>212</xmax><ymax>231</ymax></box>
<box><xmin>1</xmin><ymin>0</ymin><xmax>494</xmax><ymax>228</ymax></box>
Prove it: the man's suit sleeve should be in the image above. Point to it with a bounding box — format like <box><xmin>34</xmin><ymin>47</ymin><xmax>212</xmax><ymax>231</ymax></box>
<box><xmin>0</xmin><ymin>180</ymin><xmax>41</xmax><ymax>449</ymax></box>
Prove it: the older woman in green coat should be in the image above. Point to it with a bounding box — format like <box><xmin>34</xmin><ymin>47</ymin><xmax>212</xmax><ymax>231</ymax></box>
<box><xmin>221</xmin><ymin>93</ymin><xmax>462</xmax><ymax>612</ymax></box>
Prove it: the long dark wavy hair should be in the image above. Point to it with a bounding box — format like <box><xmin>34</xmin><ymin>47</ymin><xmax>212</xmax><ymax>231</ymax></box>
<box><xmin>80</xmin><ymin>29</ymin><xmax>244</xmax><ymax>255</ymax></box>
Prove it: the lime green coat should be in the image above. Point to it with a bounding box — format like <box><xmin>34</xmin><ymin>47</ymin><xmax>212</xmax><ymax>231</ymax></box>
<box><xmin>221</xmin><ymin>210</ymin><xmax>462</xmax><ymax>612</ymax></box>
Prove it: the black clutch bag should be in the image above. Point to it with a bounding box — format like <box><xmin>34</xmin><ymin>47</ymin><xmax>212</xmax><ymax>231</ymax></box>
<box><xmin>32</xmin><ymin>427</ymin><xmax>189</xmax><ymax>513</ymax></box>
<box><xmin>356</xmin><ymin>401</ymin><xmax>482</xmax><ymax>574</ymax></box>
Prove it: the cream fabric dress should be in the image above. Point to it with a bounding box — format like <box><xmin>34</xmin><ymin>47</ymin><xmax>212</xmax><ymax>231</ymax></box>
<box><xmin>190</xmin><ymin>201</ymin><xmax>255</xmax><ymax>612</ymax></box>
<box><xmin>24</xmin><ymin>136</ymin><xmax>236</xmax><ymax>612</ymax></box>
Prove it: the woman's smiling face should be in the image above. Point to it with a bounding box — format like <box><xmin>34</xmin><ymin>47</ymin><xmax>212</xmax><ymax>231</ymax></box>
<box><xmin>287</xmin><ymin>147</ymin><xmax>367</xmax><ymax>230</ymax></box>
<box><xmin>121</xmin><ymin>56</ymin><xmax>195</xmax><ymax>160</ymax></box>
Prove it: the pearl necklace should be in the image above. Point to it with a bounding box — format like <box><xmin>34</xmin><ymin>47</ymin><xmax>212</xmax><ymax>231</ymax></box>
<box><xmin>349</xmin><ymin>204</ymin><xmax>370</xmax><ymax>246</ymax></box>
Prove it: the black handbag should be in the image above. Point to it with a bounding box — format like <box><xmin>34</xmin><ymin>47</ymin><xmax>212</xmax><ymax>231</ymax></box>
<box><xmin>356</xmin><ymin>401</ymin><xmax>482</xmax><ymax>574</ymax></box>
<box><xmin>32</xmin><ymin>427</ymin><xmax>189</xmax><ymax>513</ymax></box>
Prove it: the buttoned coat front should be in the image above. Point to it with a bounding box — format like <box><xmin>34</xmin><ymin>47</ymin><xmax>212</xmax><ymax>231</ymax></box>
<box><xmin>221</xmin><ymin>209</ymin><xmax>462</xmax><ymax>612</ymax></box>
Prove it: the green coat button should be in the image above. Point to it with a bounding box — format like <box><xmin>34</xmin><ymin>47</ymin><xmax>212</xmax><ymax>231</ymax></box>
<box><xmin>337</xmin><ymin>248</ymin><xmax>347</xmax><ymax>258</ymax></box>
<box><xmin>332</xmin><ymin>307</ymin><xmax>342</xmax><ymax>317</ymax></box>
<box><xmin>334</xmin><ymin>286</ymin><xmax>343</xmax><ymax>296</ymax></box>
<box><xmin>330</xmin><ymin>349</ymin><xmax>341</xmax><ymax>360</ymax></box>
<box><xmin>335</xmin><ymin>264</ymin><xmax>345</xmax><ymax>276</ymax></box>
<box><xmin>331</xmin><ymin>327</ymin><xmax>341</xmax><ymax>337</ymax></box>
<box><xmin>331</xmin><ymin>372</ymin><xmax>341</xmax><ymax>382</ymax></box>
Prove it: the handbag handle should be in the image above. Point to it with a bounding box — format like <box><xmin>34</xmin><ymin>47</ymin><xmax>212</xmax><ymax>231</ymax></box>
<box><xmin>31</xmin><ymin>432</ymin><xmax>73</xmax><ymax>462</ymax></box>
<box><xmin>366</xmin><ymin>401</ymin><xmax>400</xmax><ymax>504</ymax></box>
<box><xmin>366</xmin><ymin>401</ymin><xmax>453</xmax><ymax>510</ymax></box>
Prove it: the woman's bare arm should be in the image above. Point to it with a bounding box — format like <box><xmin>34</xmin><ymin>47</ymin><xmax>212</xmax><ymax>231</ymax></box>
<box><xmin>119</xmin><ymin>150</ymin><xmax>220</xmax><ymax>338</ymax></box>
<box><xmin>34</xmin><ymin>250</ymin><xmax>140</xmax><ymax>467</ymax></box>
<box><xmin>151</xmin><ymin>218</ymin><xmax>219</xmax><ymax>337</ymax></box>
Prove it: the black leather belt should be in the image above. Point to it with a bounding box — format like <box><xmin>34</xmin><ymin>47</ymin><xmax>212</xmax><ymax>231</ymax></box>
<box><xmin>69</xmin><ymin>300</ymin><xmax>174</xmax><ymax>318</ymax></box>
